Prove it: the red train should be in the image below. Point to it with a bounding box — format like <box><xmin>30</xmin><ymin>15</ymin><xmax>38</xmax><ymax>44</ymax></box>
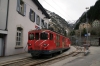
<box><xmin>27</xmin><ymin>29</ymin><xmax>71</xmax><ymax>57</ymax></box>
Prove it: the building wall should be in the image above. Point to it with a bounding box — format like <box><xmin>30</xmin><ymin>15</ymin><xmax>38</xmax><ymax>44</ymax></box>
<box><xmin>79</xmin><ymin>23</ymin><xmax>91</xmax><ymax>31</ymax></box>
<box><xmin>5</xmin><ymin>0</ymin><xmax>49</xmax><ymax>56</ymax></box>
<box><xmin>0</xmin><ymin>0</ymin><xmax>8</xmax><ymax>30</ymax></box>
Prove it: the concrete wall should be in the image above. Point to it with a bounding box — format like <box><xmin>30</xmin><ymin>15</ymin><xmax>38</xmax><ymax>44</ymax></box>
<box><xmin>0</xmin><ymin>0</ymin><xmax>8</xmax><ymax>30</ymax></box>
<box><xmin>5</xmin><ymin>0</ymin><xmax>49</xmax><ymax>56</ymax></box>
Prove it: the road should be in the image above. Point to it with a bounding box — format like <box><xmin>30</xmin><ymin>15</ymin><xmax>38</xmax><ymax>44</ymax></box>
<box><xmin>49</xmin><ymin>46</ymin><xmax>100</xmax><ymax>66</ymax></box>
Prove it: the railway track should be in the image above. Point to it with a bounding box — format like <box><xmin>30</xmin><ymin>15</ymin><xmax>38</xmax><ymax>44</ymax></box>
<box><xmin>0</xmin><ymin>51</ymin><xmax>83</xmax><ymax>66</ymax></box>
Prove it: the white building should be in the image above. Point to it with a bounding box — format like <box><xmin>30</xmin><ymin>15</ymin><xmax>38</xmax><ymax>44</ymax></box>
<box><xmin>79</xmin><ymin>23</ymin><xmax>91</xmax><ymax>31</ymax></box>
<box><xmin>0</xmin><ymin>0</ymin><xmax>50</xmax><ymax>56</ymax></box>
<box><xmin>92</xmin><ymin>20</ymin><xmax>100</xmax><ymax>28</ymax></box>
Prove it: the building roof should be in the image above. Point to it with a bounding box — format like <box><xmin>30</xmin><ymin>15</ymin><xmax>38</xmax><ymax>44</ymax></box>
<box><xmin>32</xmin><ymin>0</ymin><xmax>50</xmax><ymax>19</ymax></box>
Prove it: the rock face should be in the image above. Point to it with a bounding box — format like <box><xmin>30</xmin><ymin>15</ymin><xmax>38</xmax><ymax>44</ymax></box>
<box><xmin>46</xmin><ymin>10</ymin><xmax>70</xmax><ymax>36</ymax></box>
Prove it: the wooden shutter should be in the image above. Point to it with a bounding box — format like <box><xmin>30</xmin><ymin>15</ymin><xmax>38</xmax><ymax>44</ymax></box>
<box><xmin>29</xmin><ymin>9</ymin><xmax>32</xmax><ymax>21</ymax></box>
<box><xmin>33</xmin><ymin>11</ymin><xmax>35</xmax><ymax>22</ymax></box>
<box><xmin>24</xmin><ymin>3</ymin><xmax>26</xmax><ymax>16</ymax></box>
<box><xmin>17</xmin><ymin>0</ymin><xmax>20</xmax><ymax>12</ymax></box>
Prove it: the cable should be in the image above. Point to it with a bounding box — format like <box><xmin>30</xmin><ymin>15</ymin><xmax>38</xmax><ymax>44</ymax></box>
<box><xmin>51</xmin><ymin>0</ymin><xmax>74</xmax><ymax>20</ymax></box>
<box><xmin>24</xmin><ymin>44</ymin><xmax>28</xmax><ymax>52</ymax></box>
<box><xmin>43</xmin><ymin>0</ymin><xmax>72</xmax><ymax>21</ymax></box>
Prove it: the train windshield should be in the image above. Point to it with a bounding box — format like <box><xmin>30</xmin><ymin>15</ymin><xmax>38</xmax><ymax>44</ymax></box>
<box><xmin>40</xmin><ymin>32</ymin><xmax>48</xmax><ymax>40</ymax></box>
<box><xmin>35</xmin><ymin>33</ymin><xmax>39</xmax><ymax>40</ymax></box>
<box><xmin>29</xmin><ymin>34</ymin><xmax>34</xmax><ymax>40</ymax></box>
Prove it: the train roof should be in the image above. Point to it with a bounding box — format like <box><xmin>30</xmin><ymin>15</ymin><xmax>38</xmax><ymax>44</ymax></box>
<box><xmin>29</xmin><ymin>29</ymin><xmax>50</xmax><ymax>32</ymax></box>
<box><xmin>29</xmin><ymin>29</ymin><xmax>68</xmax><ymax>38</ymax></box>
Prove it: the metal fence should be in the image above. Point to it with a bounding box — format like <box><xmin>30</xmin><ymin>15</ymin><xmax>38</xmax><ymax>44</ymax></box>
<box><xmin>70</xmin><ymin>36</ymin><xmax>100</xmax><ymax>46</ymax></box>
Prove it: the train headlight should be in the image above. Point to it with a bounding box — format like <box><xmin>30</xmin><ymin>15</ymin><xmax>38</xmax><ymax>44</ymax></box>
<box><xmin>43</xmin><ymin>44</ymin><xmax>48</xmax><ymax>46</ymax></box>
<box><xmin>28</xmin><ymin>44</ymin><xmax>32</xmax><ymax>46</ymax></box>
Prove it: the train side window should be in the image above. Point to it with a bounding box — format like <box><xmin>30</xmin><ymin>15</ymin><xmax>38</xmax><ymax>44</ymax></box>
<box><xmin>50</xmin><ymin>33</ymin><xmax>53</xmax><ymax>40</ymax></box>
<box><xmin>29</xmin><ymin>33</ymin><xmax>34</xmax><ymax>40</ymax></box>
<box><xmin>35</xmin><ymin>33</ymin><xmax>39</xmax><ymax>40</ymax></box>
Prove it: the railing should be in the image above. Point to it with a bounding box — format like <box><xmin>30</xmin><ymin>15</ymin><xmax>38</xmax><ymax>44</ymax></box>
<box><xmin>70</xmin><ymin>36</ymin><xmax>99</xmax><ymax>46</ymax></box>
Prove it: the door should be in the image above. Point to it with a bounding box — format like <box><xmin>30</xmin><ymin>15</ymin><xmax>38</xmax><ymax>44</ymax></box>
<box><xmin>0</xmin><ymin>38</ymin><xmax>3</xmax><ymax>56</ymax></box>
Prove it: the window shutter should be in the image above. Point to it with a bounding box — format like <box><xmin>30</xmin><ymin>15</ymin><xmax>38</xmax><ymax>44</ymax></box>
<box><xmin>36</xmin><ymin>14</ymin><xmax>37</xmax><ymax>24</ymax></box>
<box><xmin>24</xmin><ymin>4</ymin><xmax>26</xmax><ymax>16</ymax></box>
<box><xmin>29</xmin><ymin>12</ymin><xmax>31</xmax><ymax>20</ymax></box>
<box><xmin>33</xmin><ymin>12</ymin><xmax>35</xmax><ymax>22</ymax></box>
<box><xmin>17</xmin><ymin>0</ymin><xmax>20</xmax><ymax>12</ymax></box>
<box><xmin>29</xmin><ymin>9</ymin><xmax>31</xmax><ymax>21</ymax></box>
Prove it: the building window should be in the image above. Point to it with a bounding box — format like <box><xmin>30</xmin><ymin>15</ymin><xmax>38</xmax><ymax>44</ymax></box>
<box><xmin>29</xmin><ymin>9</ymin><xmax>35</xmax><ymax>22</ymax></box>
<box><xmin>16</xmin><ymin>27</ymin><xmax>23</xmax><ymax>46</ymax></box>
<box><xmin>36</xmin><ymin>15</ymin><xmax>40</xmax><ymax>25</ymax></box>
<box><xmin>17</xmin><ymin>0</ymin><xmax>26</xmax><ymax>16</ymax></box>
<box><xmin>44</xmin><ymin>22</ymin><xmax>47</xmax><ymax>29</ymax></box>
<box><xmin>41</xmin><ymin>19</ymin><xmax>44</xmax><ymax>29</ymax></box>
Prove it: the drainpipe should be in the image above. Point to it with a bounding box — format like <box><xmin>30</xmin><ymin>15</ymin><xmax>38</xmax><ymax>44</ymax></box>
<box><xmin>3</xmin><ymin>0</ymin><xmax>9</xmax><ymax>56</ymax></box>
<box><xmin>5</xmin><ymin>0</ymin><xmax>9</xmax><ymax>31</ymax></box>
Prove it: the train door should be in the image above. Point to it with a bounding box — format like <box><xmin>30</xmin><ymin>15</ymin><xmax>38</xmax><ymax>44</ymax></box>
<box><xmin>56</xmin><ymin>35</ymin><xmax>60</xmax><ymax>48</ymax></box>
<box><xmin>0</xmin><ymin>38</ymin><xmax>3</xmax><ymax>56</ymax></box>
<box><xmin>62</xmin><ymin>37</ymin><xmax>64</xmax><ymax>48</ymax></box>
<box><xmin>50</xmin><ymin>33</ymin><xmax>53</xmax><ymax>40</ymax></box>
<box><xmin>28</xmin><ymin>33</ymin><xmax>35</xmax><ymax>49</ymax></box>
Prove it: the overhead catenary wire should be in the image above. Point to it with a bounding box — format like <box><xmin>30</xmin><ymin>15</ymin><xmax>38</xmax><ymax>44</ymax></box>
<box><xmin>43</xmin><ymin>0</ymin><xmax>72</xmax><ymax>21</ymax></box>
<box><xmin>51</xmin><ymin>0</ymin><xmax>74</xmax><ymax>20</ymax></box>
<box><xmin>25</xmin><ymin>0</ymin><xmax>75</xmax><ymax>23</ymax></box>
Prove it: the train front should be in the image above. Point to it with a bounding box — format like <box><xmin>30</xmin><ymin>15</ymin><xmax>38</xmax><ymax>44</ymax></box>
<box><xmin>27</xmin><ymin>30</ymin><xmax>50</xmax><ymax>57</ymax></box>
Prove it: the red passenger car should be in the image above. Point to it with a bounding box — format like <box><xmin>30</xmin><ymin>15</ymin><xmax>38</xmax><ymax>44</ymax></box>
<box><xmin>27</xmin><ymin>29</ymin><xmax>71</xmax><ymax>57</ymax></box>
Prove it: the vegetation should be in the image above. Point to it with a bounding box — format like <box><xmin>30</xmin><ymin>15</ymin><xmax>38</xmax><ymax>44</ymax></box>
<box><xmin>70</xmin><ymin>30</ymin><xmax>75</xmax><ymax>36</ymax></box>
<box><xmin>74</xmin><ymin>0</ymin><xmax>100</xmax><ymax>29</ymax></box>
<box><xmin>81</xmin><ymin>28</ymin><xmax>87</xmax><ymax>36</ymax></box>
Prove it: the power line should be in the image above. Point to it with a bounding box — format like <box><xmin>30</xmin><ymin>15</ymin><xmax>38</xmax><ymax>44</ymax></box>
<box><xmin>51</xmin><ymin>0</ymin><xmax>74</xmax><ymax>20</ymax></box>
<box><xmin>43</xmin><ymin>0</ymin><xmax>72</xmax><ymax>21</ymax></box>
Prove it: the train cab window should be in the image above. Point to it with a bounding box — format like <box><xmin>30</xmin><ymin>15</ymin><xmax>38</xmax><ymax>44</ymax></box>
<box><xmin>35</xmin><ymin>33</ymin><xmax>39</xmax><ymax>40</ymax></box>
<box><xmin>50</xmin><ymin>33</ymin><xmax>53</xmax><ymax>40</ymax></box>
<box><xmin>29</xmin><ymin>34</ymin><xmax>34</xmax><ymax>40</ymax></box>
<box><xmin>40</xmin><ymin>32</ymin><xmax>48</xmax><ymax>40</ymax></box>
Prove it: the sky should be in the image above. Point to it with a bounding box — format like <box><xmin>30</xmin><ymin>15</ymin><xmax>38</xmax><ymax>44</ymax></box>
<box><xmin>38</xmin><ymin>0</ymin><xmax>97</xmax><ymax>23</ymax></box>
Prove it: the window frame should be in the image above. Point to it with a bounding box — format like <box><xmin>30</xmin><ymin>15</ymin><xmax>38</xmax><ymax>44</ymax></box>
<box><xmin>16</xmin><ymin>27</ymin><xmax>23</xmax><ymax>47</ymax></box>
<box><xmin>29</xmin><ymin>9</ymin><xmax>35</xmax><ymax>22</ymax></box>
<box><xmin>29</xmin><ymin>33</ymin><xmax>34</xmax><ymax>40</ymax></box>
<box><xmin>41</xmin><ymin>19</ymin><xmax>45</xmax><ymax>28</ymax></box>
<box><xmin>36</xmin><ymin>15</ymin><xmax>40</xmax><ymax>25</ymax></box>
<box><xmin>44</xmin><ymin>22</ymin><xmax>47</xmax><ymax>28</ymax></box>
<box><xmin>40</xmin><ymin>32</ymin><xmax>48</xmax><ymax>40</ymax></box>
<box><xmin>17</xmin><ymin>0</ymin><xmax>26</xmax><ymax>16</ymax></box>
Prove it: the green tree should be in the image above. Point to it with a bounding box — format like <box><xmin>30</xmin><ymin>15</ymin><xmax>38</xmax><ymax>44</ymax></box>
<box><xmin>82</xmin><ymin>28</ymin><xmax>87</xmax><ymax>36</ymax></box>
<box><xmin>70</xmin><ymin>31</ymin><xmax>75</xmax><ymax>36</ymax></box>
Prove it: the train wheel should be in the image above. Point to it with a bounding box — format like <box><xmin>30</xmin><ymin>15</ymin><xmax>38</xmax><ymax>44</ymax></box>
<box><xmin>59</xmin><ymin>50</ymin><xmax>62</xmax><ymax>54</ymax></box>
<box><xmin>31</xmin><ymin>53</ymin><xmax>40</xmax><ymax>58</ymax></box>
<box><xmin>49</xmin><ymin>54</ymin><xmax>53</xmax><ymax>58</ymax></box>
<box><xmin>69</xmin><ymin>44</ymin><xmax>71</xmax><ymax>48</ymax></box>
<box><xmin>31</xmin><ymin>53</ymin><xmax>34</xmax><ymax>58</ymax></box>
